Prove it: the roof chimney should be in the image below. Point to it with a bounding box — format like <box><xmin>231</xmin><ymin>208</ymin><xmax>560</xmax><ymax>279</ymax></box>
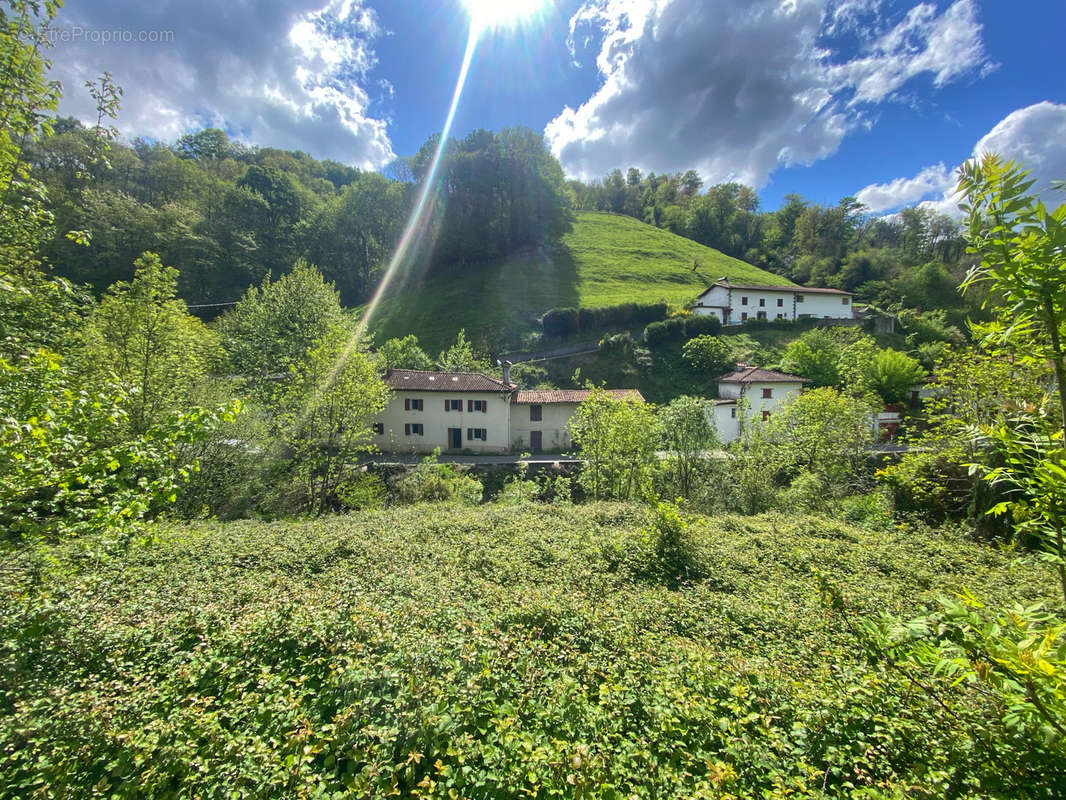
<box><xmin>502</xmin><ymin>360</ymin><xmax>512</xmax><ymax>385</ymax></box>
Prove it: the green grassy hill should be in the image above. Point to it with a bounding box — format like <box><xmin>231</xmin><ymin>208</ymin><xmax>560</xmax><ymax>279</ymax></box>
<box><xmin>1</xmin><ymin>504</ymin><xmax>1053</xmax><ymax>797</ymax></box>
<box><xmin>370</xmin><ymin>211</ymin><xmax>793</xmax><ymax>353</ymax></box>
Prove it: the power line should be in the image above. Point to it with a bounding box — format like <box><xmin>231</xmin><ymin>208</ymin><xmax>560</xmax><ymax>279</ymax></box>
<box><xmin>186</xmin><ymin>301</ymin><xmax>238</xmax><ymax>309</ymax></box>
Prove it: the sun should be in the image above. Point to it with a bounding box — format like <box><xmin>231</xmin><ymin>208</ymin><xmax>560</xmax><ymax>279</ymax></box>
<box><xmin>461</xmin><ymin>0</ymin><xmax>547</xmax><ymax>33</ymax></box>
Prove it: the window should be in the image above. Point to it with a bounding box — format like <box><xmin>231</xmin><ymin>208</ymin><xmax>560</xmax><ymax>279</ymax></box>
<box><xmin>761</xmin><ymin>410</ymin><xmax>771</xmax><ymax>421</ymax></box>
<box><xmin>842</xmin><ymin>296</ymin><xmax>850</xmax><ymax>305</ymax></box>
<box><xmin>404</xmin><ymin>423</ymin><xmax>424</xmax><ymax>436</ymax></box>
<box><xmin>373</xmin><ymin>422</ymin><xmax>384</xmax><ymax>435</ymax></box>
<box><xmin>796</xmin><ymin>294</ymin><xmax>805</xmax><ymax>302</ymax></box>
<box><xmin>529</xmin><ymin>404</ymin><xmax>542</xmax><ymax>421</ymax></box>
<box><xmin>776</xmin><ymin>313</ymin><xmax>784</xmax><ymax>320</ymax></box>
<box><xmin>741</xmin><ymin>312</ymin><xmax>748</xmax><ymax>321</ymax></box>
<box><xmin>444</xmin><ymin>398</ymin><xmax>462</xmax><ymax>411</ymax></box>
<box><xmin>762</xmin><ymin>387</ymin><xmax>772</xmax><ymax>398</ymax></box>
<box><xmin>757</xmin><ymin>311</ymin><xmax>766</xmax><ymax>320</ymax></box>
<box><xmin>730</xmin><ymin>407</ymin><xmax>736</xmax><ymax>418</ymax></box>
<box><xmin>467</xmin><ymin>428</ymin><xmax>487</xmax><ymax>441</ymax></box>
<box><xmin>759</xmin><ymin>298</ymin><xmax>765</xmax><ymax>307</ymax></box>
<box><xmin>741</xmin><ymin>296</ymin><xmax>748</xmax><ymax>305</ymax></box>
<box><xmin>468</xmin><ymin>399</ymin><xmax>487</xmax><ymax>413</ymax></box>
<box><xmin>777</xmin><ymin>298</ymin><xmax>783</xmax><ymax>307</ymax></box>
<box><xmin>404</xmin><ymin>398</ymin><xmax>423</xmax><ymax>411</ymax></box>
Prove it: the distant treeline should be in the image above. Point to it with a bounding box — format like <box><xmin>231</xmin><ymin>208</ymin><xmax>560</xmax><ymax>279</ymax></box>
<box><xmin>32</xmin><ymin>120</ymin><xmax>974</xmax><ymax>323</ymax></box>
<box><xmin>567</xmin><ymin>168</ymin><xmax>974</xmax><ymax>316</ymax></box>
<box><xmin>28</xmin><ymin>123</ymin><xmax>573</xmax><ymax>309</ymax></box>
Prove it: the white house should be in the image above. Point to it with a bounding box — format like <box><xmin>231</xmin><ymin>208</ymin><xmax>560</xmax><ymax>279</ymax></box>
<box><xmin>373</xmin><ymin>369</ymin><xmax>517</xmax><ymax>454</ymax></box>
<box><xmin>691</xmin><ymin>278</ymin><xmax>854</xmax><ymax>325</ymax></box>
<box><xmin>707</xmin><ymin>366</ymin><xmax>810</xmax><ymax>443</ymax></box>
<box><xmin>372</xmin><ymin>369</ymin><xmax>644</xmax><ymax>454</ymax></box>
<box><xmin>511</xmin><ymin>389</ymin><xmax>644</xmax><ymax>452</ymax></box>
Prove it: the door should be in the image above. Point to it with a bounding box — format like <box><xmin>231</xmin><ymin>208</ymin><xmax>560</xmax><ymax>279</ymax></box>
<box><xmin>530</xmin><ymin>430</ymin><xmax>542</xmax><ymax>453</ymax></box>
<box><xmin>449</xmin><ymin>427</ymin><xmax>462</xmax><ymax>449</ymax></box>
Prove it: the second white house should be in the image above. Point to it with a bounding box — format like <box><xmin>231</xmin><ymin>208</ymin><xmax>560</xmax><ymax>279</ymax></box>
<box><xmin>691</xmin><ymin>278</ymin><xmax>854</xmax><ymax>325</ymax></box>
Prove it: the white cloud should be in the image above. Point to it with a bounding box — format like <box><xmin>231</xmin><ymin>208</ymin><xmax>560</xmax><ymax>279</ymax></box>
<box><xmin>545</xmin><ymin>0</ymin><xmax>991</xmax><ymax>186</ymax></box>
<box><xmin>972</xmin><ymin>102</ymin><xmax>1066</xmax><ymax>199</ymax></box>
<box><xmin>49</xmin><ymin>0</ymin><xmax>394</xmax><ymax>169</ymax></box>
<box><xmin>856</xmin><ymin>102</ymin><xmax>1066</xmax><ymax>216</ymax></box>
<box><xmin>856</xmin><ymin>163</ymin><xmax>952</xmax><ymax>212</ymax></box>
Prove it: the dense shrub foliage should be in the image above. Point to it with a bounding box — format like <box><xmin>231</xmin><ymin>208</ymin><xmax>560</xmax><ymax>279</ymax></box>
<box><xmin>0</xmin><ymin>504</ymin><xmax>1059</xmax><ymax>798</ymax></box>
<box><xmin>541</xmin><ymin>302</ymin><xmax>669</xmax><ymax>339</ymax></box>
<box><xmin>644</xmin><ymin>314</ymin><xmax>721</xmax><ymax>345</ymax></box>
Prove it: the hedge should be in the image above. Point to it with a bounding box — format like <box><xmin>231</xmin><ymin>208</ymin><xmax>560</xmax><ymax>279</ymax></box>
<box><xmin>542</xmin><ymin>302</ymin><xmax>669</xmax><ymax>339</ymax></box>
<box><xmin>643</xmin><ymin>314</ymin><xmax>721</xmax><ymax>345</ymax></box>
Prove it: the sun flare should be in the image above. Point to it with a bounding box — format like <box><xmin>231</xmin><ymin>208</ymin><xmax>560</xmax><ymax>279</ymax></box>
<box><xmin>462</xmin><ymin>0</ymin><xmax>547</xmax><ymax>33</ymax></box>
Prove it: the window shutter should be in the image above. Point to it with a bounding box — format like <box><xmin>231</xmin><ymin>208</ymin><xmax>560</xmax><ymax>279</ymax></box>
<box><xmin>483</xmin><ymin>401</ymin><xmax>487</xmax><ymax>413</ymax></box>
<box><xmin>482</xmin><ymin>428</ymin><xmax>487</xmax><ymax>441</ymax></box>
<box><xmin>404</xmin><ymin>398</ymin><xmax>410</xmax><ymax>411</ymax></box>
<box><xmin>444</xmin><ymin>400</ymin><xmax>449</xmax><ymax>412</ymax></box>
<box><xmin>404</xmin><ymin>423</ymin><xmax>410</xmax><ymax>435</ymax></box>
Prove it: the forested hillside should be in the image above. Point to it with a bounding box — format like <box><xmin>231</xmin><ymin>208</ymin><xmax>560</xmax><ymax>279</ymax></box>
<box><xmin>30</xmin><ymin>119</ymin><xmax>975</xmax><ymax>354</ymax></box>
<box><xmin>371</xmin><ymin>211</ymin><xmax>792</xmax><ymax>352</ymax></box>
<box><xmin>29</xmin><ymin>123</ymin><xmax>572</xmax><ymax>312</ymax></box>
<box><xmin>569</xmin><ymin>168</ymin><xmax>971</xmax><ymax>313</ymax></box>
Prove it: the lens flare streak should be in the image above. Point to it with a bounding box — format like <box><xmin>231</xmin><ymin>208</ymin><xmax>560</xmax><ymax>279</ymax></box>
<box><xmin>317</xmin><ymin>27</ymin><xmax>480</xmax><ymax>392</ymax></box>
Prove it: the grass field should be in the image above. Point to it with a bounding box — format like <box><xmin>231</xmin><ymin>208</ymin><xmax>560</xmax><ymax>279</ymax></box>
<box><xmin>1</xmin><ymin>504</ymin><xmax>1055</xmax><ymax>797</ymax></box>
<box><xmin>369</xmin><ymin>212</ymin><xmax>793</xmax><ymax>353</ymax></box>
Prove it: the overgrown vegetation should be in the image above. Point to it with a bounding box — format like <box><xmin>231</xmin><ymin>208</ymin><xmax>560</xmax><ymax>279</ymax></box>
<box><xmin>1</xmin><ymin>504</ymin><xmax>1060</xmax><ymax>798</ymax></box>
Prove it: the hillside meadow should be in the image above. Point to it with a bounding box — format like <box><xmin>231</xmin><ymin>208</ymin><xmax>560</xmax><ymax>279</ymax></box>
<box><xmin>1</xmin><ymin>503</ymin><xmax>1057</xmax><ymax>798</ymax></box>
<box><xmin>370</xmin><ymin>212</ymin><xmax>792</xmax><ymax>352</ymax></box>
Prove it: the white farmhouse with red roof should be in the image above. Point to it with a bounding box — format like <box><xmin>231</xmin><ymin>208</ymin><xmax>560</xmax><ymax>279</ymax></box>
<box><xmin>708</xmin><ymin>366</ymin><xmax>810</xmax><ymax>443</ymax></box>
<box><xmin>692</xmin><ymin>278</ymin><xmax>854</xmax><ymax>325</ymax></box>
<box><xmin>372</xmin><ymin>367</ymin><xmax>644</xmax><ymax>454</ymax></box>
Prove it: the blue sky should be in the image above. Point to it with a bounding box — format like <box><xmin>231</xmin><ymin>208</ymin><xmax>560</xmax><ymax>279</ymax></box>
<box><xmin>50</xmin><ymin>0</ymin><xmax>1066</xmax><ymax>213</ymax></box>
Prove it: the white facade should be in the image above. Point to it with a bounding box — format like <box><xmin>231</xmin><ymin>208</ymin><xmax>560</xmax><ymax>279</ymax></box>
<box><xmin>709</xmin><ymin>400</ymin><xmax>740</xmax><ymax>443</ymax></box>
<box><xmin>795</xmin><ymin>290</ymin><xmax>853</xmax><ymax>320</ymax></box>
<box><xmin>371</xmin><ymin>371</ymin><xmax>643</xmax><ymax>455</ymax></box>
<box><xmin>510</xmin><ymin>402</ymin><xmax>578</xmax><ymax>452</ymax></box>
<box><xmin>692</xmin><ymin>280</ymin><xmax>853</xmax><ymax>325</ymax></box>
<box><xmin>706</xmin><ymin>368</ymin><xmax>808</xmax><ymax>443</ymax></box>
<box><xmin>373</xmin><ymin>389</ymin><xmax>512</xmax><ymax>454</ymax></box>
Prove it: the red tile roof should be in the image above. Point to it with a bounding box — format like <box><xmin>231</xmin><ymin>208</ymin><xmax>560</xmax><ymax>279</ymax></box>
<box><xmin>715</xmin><ymin>366</ymin><xmax>810</xmax><ymax>384</ymax></box>
<box><xmin>512</xmin><ymin>389</ymin><xmax>644</xmax><ymax>404</ymax></box>
<box><xmin>384</xmin><ymin>369</ymin><xmax>515</xmax><ymax>392</ymax></box>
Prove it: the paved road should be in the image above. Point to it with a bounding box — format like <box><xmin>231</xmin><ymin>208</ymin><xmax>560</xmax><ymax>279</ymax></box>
<box><xmin>364</xmin><ymin>453</ymin><xmax>582</xmax><ymax>465</ymax></box>
<box><xmin>365</xmin><ymin>444</ymin><xmax>909</xmax><ymax>466</ymax></box>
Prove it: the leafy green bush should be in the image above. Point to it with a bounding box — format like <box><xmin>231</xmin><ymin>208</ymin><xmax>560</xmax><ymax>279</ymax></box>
<box><xmin>598</xmin><ymin>331</ymin><xmax>635</xmax><ymax>354</ymax></box>
<box><xmin>578</xmin><ymin>301</ymin><xmax>668</xmax><ymax>331</ymax></box>
<box><xmin>336</xmin><ymin>471</ymin><xmax>387</xmax><ymax>511</ymax></box>
<box><xmin>0</xmin><ymin>349</ymin><xmax>233</xmax><ymax>543</ymax></box>
<box><xmin>540</xmin><ymin>306</ymin><xmax>579</xmax><ymax>337</ymax></box>
<box><xmin>0</xmin><ymin>504</ymin><xmax>1058</xmax><ymax>798</ymax></box>
<box><xmin>682</xmin><ymin>313</ymin><xmax>721</xmax><ymax>338</ymax></box>
<box><xmin>681</xmin><ymin>334</ymin><xmax>731</xmax><ymax>373</ymax></box>
<box><xmin>494</xmin><ymin>477</ymin><xmax>540</xmax><ymax>505</ymax></box>
<box><xmin>647</xmin><ymin>499</ymin><xmax>701</xmax><ymax>587</ymax></box>
<box><xmin>836</xmin><ymin>490</ymin><xmax>894</xmax><ymax>530</ymax></box>
<box><xmin>393</xmin><ymin>451</ymin><xmax>484</xmax><ymax>505</ymax></box>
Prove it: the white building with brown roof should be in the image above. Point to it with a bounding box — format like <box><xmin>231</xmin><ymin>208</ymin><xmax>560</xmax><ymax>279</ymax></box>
<box><xmin>709</xmin><ymin>366</ymin><xmax>810</xmax><ymax>442</ymax></box>
<box><xmin>372</xmin><ymin>369</ymin><xmax>644</xmax><ymax>454</ymax></box>
<box><xmin>692</xmin><ymin>278</ymin><xmax>854</xmax><ymax>325</ymax></box>
<box><xmin>511</xmin><ymin>389</ymin><xmax>644</xmax><ymax>452</ymax></box>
